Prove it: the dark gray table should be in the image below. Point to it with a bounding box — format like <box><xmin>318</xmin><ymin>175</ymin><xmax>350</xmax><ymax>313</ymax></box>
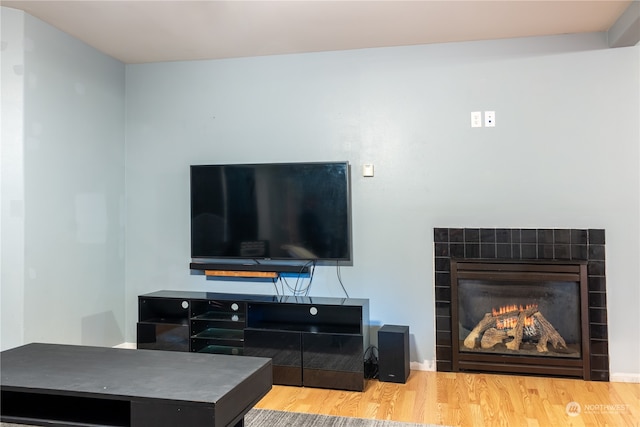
<box><xmin>1</xmin><ymin>343</ymin><xmax>272</xmax><ymax>427</ymax></box>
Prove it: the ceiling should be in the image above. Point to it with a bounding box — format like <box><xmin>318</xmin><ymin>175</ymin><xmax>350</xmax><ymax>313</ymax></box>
<box><xmin>1</xmin><ymin>0</ymin><xmax>633</xmax><ymax>64</ymax></box>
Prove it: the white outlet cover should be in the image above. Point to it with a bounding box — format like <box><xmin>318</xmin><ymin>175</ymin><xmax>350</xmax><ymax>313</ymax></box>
<box><xmin>485</xmin><ymin>111</ymin><xmax>496</xmax><ymax>127</ymax></box>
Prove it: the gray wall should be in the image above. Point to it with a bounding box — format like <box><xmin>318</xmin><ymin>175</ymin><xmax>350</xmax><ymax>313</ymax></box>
<box><xmin>125</xmin><ymin>34</ymin><xmax>639</xmax><ymax>378</ymax></box>
<box><xmin>0</xmin><ymin>8</ymin><xmax>127</xmax><ymax>349</ymax></box>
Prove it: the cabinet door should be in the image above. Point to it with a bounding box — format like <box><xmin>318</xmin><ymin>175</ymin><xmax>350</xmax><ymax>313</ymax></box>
<box><xmin>244</xmin><ymin>329</ymin><xmax>302</xmax><ymax>386</ymax></box>
<box><xmin>137</xmin><ymin>322</ymin><xmax>189</xmax><ymax>352</ymax></box>
<box><xmin>302</xmin><ymin>333</ymin><xmax>364</xmax><ymax>391</ymax></box>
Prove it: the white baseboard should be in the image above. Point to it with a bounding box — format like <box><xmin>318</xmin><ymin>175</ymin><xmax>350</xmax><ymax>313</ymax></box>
<box><xmin>410</xmin><ymin>360</ymin><xmax>436</xmax><ymax>371</ymax></box>
<box><xmin>610</xmin><ymin>373</ymin><xmax>640</xmax><ymax>383</ymax></box>
<box><xmin>113</xmin><ymin>342</ymin><xmax>136</xmax><ymax>349</ymax></box>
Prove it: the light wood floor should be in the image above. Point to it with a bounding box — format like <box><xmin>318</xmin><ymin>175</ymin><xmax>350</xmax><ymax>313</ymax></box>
<box><xmin>255</xmin><ymin>370</ymin><xmax>640</xmax><ymax>426</ymax></box>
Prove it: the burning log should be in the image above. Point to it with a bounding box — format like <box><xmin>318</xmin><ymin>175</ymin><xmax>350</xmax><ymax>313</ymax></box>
<box><xmin>533</xmin><ymin>312</ymin><xmax>568</xmax><ymax>352</ymax></box>
<box><xmin>463</xmin><ymin>304</ymin><xmax>567</xmax><ymax>353</ymax></box>
<box><xmin>480</xmin><ymin>327</ymin><xmax>509</xmax><ymax>349</ymax></box>
<box><xmin>463</xmin><ymin>313</ymin><xmax>496</xmax><ymax>349</ymax></box>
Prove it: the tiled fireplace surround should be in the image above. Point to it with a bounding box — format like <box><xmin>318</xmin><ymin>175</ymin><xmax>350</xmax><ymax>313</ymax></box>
<box><xmin>434</xmin><ymin>228</ymin><xmax>609</xmax><ymax>381</ymax></box>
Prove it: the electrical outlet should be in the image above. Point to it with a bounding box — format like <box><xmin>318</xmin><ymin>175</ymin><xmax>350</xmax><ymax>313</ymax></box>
<box><xmin>471</xmin><ymin>111</ymin><xmax>482</xmax><ymax>128</ymax></box>
<box><xmin>485</xmin><ymin>111</ymin><xmax>496</xmax><ymax>127</ymax></box>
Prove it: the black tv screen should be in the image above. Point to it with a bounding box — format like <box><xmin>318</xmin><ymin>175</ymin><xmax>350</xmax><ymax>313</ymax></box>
<box><xmin>191</xmin><ymin>162</ymin><xmax>351</xmax><ymax>261</ymax></box>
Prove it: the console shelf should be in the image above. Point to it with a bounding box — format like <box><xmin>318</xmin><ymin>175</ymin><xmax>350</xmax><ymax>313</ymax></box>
<box><xmin>138</xmin><ymin>291</ymin><xmax>369</xmax><ymax>391</ymax></box>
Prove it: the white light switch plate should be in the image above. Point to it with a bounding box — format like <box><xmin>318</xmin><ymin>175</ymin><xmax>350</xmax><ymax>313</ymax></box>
<box><xmin>362</xmin><ymin>164</ymin><xmax>374</xmax><ymax>177</ymax></box>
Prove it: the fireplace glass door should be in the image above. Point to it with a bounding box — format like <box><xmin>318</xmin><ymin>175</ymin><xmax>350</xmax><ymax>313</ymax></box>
<box><xmin>457</xmin><ymin>279</ymin><xmax>581</xmax><ymax>359</ymax></box>
<box><xmin>451</xmin><ymin>260</ymin><xmax>590</xmax><ymax>379</ymax></box>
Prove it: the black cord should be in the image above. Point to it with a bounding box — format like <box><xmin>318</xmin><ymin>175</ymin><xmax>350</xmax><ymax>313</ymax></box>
<box><xmin>336</xmin><ymin>260</ymin><xmax>349</xmax><ymax>298</ymax></box>
<box><xmin>363</xmin><ymin>345</ymin><xmax>379</xmax><ymax>379</ymax></box>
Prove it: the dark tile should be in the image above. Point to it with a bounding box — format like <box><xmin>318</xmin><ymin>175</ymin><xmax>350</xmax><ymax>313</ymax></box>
<box><xmin>554</xmin><ymin>229</ymin><xmax>571</xmax><ymax>244</ymax></box>
<box><xmin>435</xmin><ymin>286</ymin><xmax>451</xmax><ymax>302</ymax></box>
<box><xmin>571</xmin><ymin>229</ymin><xmax>588</xmax><ymax>245</ymax></box>
<box><xmin>589</xmin><ymin>229</ymin><xmax>606</xmax><ymax>244</ymax></box>
<box><xmin>511</xmin><ymin>229</ymin><xmax>521</xmax><ymax>243</ymax></box>
<box><xmin>435</xmin><ymin>301</ymin><xmax>451</xmax><ymax>317</ymax></box>
<box><xmin>588</xmin><ymin>261</ymin><xmax>606</xmax><ymax>276</ymax></box>
<box><xmin>434</xmin><ymin>228</ymin><xmax>449</xmax><ymax>243</ymax></box>
<box><xmin>590</xmin><ymin>355</ymin><xmax>609</xmax><ymax>371</ymax></box>
<box><xmin>496</xmin><ymin>228</ymin><xmax>511</xmax><ymax>243</ymax></box>
<box><xmin>538</xmin><ymin>244</ymin><xmax>554</xmax><ymax>259</ymax></box>
<box><xmin>588</xmin><ymin>276</ymin><xmax>607</xmax><ymax>292</ymax></box>
<box><xmin>590</xmin><ymin>370</ymin><xmax>609</xmax><ymax>381</ymax></box>
<box><xmin>437</xmin><ymin>361</ymin><xmax>453</xmax><ymax>372</ymax></box>
<box><xmin>434</xmin><ymin>242</ymin><xmax>449</xmax><ymax>257</ymax></box>
<box><xmin>435</xmin><ymin>316</ymin><xmax>451</xmax><ymax>332</ymax></box>
<box><xmin>511</xmin><ymin>244</ymin><xmax>522</xmax><ymax>259</ymax></box>
<box><xmin>588</xmin><ymin>292</ymin><xmax>607</xmax><ymax>308</ymax></box>
<box><xmin>496</xmin><ymin>244</ymin><xmax>512</xmax><ymax>259</ymax></box>
<box><xmin>436</xmin><ymin>330</ymin><xmax>452</xmax><ymax>345</ymax></box>
<box><xmin>450</xmin><ymin>243</ymin><xmax>465</xmax><ymax>258</ymax></box>
<box><xmin>464</xmin><ymin>228</ymin><xmax>480</xmax><ymax>243</ymax></box>
<box><xmin>521</xmin><ymin>244</ymin><xmax>537</xmax><ymax>259</ymax></box>
<box><xmin>465</xmin><ymin>243</ymin><xmax>480</xmax><ymax>258</ymax></box>
<box><xmin>450</xmin><ymin>228</ymin><xmax>464</xmax><ymax>243</ymax></box>
<box><xmin>537</xmin><ymin>229</ymin><xmax>554</xmax><ymax>244</ymax></box>
<box><xmin>480</xmin><ymin>243</ymin><xmax>496</xmax><ymax>258</ymax></box>
<box><xmin>521</xmin><ymin>229</ymin><xmax>537</xmax><ymax>243</ymax></box>
<box><xmin>435</xmin><ymin>272</ymin><xmax>451</xmax><ymax>287</ymax></box>
<box><xmin>590</xmin><ymin>323</ymin><xmax>609</xmax><ymax>339</ymax></box>
<box><xmin>436</xmin><ymin>345</ymin><xmax>452</xmax><ymax>361</ymax></box>
<box><xmin>481</xmin><ymin>228</ymin><xmax>496</xmax><ymax>243</ymax></box>
<box><xmin>571</xmin><ymin>245</ymin><xmax>588</xmax><ymax>260</ymax></box>
<box><xmin>589</xmin><ymin>308</ymin><xmax>608</xmax><ymax>324</ymax></box>
<box><xmin>588</xmin><ymin>245</ymin><xmax>606</xmax><ymax>260</ymax></box>
<box><xmin>435</xmin><ymin>257</ymin><xmax>450</xmax><ymax>272</ymax></box>
<box><xmin>590</xmin><ymin>339</ymin><xmax>608</xmax><ymax>355</ymax></box>
<box><xmin>554</xmin><ymin>244</ymin><xmax>570</xmax><ymax>260</ymax></box>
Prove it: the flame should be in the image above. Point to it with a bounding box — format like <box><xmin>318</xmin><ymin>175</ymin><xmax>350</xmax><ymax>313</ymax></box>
<box><xmin>495</xmin><ymin>316</ymin><xmax>534</xmax><ymax>330</ymax></box>
<box><xmin>491</xmin><ymin>303</ymin><xmax>537</xmax><ymax>317</ymax></box>
<box><xmin>492</xmin><ymin>303</ymin><xmax>537</xmax><ymax>330</ymax></box>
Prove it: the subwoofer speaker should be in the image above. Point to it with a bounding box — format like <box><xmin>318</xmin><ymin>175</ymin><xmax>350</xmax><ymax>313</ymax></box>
<box><xmin>378</xmin><ymin>324</ymin><xmax>410</xmax><ymax>383</ymax></box>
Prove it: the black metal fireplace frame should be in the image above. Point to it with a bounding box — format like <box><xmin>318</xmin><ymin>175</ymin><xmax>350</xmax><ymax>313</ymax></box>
<box><xmin>451</xmin><ymin>260</ymin><xmax>591</xmax><ymax>379</ymax></box>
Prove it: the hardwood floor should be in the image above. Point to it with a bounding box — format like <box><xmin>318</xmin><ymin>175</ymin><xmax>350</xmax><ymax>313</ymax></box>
<box><xmin>255</xmin><ymin>371</ymin><xmax>640</xmax><ymax>426</ymax></box>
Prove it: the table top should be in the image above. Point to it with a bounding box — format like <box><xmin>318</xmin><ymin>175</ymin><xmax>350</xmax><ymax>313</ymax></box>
<box><xmin>1</xmin><ymin>343</ymin><xmax>272</xmax><ymax>405</ymax></box>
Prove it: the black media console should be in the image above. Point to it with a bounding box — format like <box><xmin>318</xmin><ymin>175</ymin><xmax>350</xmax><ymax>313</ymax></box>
<box><xmin>138</xmin><ymin>291</ymin><xmax>370</xmax><ymax>391</ymax></box>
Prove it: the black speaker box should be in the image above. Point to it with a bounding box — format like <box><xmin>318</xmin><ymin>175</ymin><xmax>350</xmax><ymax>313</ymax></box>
<box><xmin>378</xmin><ymin>324</ymin><xmax>410</xmax><ymax>383</ymax></box>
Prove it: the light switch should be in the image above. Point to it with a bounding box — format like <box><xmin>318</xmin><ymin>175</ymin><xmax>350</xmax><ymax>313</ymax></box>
<box><xmin>363</xmin><ymin>164</ymin><xmax>374</xmax><ymax>177</ymax></box>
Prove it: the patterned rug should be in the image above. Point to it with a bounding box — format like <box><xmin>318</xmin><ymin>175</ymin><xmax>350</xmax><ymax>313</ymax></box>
<box><xmin>245</xmin><ymin>408</ymin><xmax>443</xmax><ymax>426</ymax></box>
<box><xmin>1</xmin><ymin>408</ymin><xmax>445</xmax><ymax>426</ymax></box>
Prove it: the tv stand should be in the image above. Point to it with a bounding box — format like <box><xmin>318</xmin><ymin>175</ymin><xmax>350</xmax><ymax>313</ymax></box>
<box><xmin>138</xmin><ymin>291</ymin><xmax>369</xmax><ymax>391</ymax></box>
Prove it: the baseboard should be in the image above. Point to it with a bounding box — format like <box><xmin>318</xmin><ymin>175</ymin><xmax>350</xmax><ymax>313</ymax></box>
<box><xmin>610</xmin><ymin>373</ymin><xmax>640</xmax><ymax>383</ymax></box>
<box><xmin>113</xmin><ymin>342</ymin><xmax>136</xmax><ymax>349</ymax></box>
<box><xmin>410</xmin><ymin>360</ymin><xmax>436</xmax><ymax>371</ymax></box>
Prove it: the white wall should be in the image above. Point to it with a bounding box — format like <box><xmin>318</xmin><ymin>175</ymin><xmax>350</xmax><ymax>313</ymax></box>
<box><xmin>0</xmin><ymin>8</ymin><xmax>127</xmax><ymax>348</ymax></box>
<box><xmin>1</xmin><ymin>6</ymin><xmax>26</xmax><ymax>350</ymax></box>
<box><xmin>125</xmin><ymin>33</ymin><xmax>639</xmax><ymax>377</ymax></box>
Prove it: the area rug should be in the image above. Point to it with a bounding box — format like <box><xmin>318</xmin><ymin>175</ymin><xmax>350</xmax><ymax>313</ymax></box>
<box><xmin>245</xmin><ymin>408</ymin><xmax>442</xmax><ymax>427</ymax></box>
<box><xmin>1</xmin><ymin>408</ymin><xmax>443</xmax><ymax>427</ymax></box>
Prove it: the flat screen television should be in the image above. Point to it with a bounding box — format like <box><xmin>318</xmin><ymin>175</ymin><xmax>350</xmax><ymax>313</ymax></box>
<box><xmin>191</xmin><ymin>161</ymin><xmax>351</xmax><ymax>261</ymax></box>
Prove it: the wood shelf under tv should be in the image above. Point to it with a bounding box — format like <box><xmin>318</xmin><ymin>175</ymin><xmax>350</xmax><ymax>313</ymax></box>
<box><xmin>205</xmin><ymin>270</ymin><xmax>278</xmax><ymax>279</ymax></box>
<box><xmin>190</xmin><ymin>262</ymin><xmax>310</xmax><ymax>276</ymax></box>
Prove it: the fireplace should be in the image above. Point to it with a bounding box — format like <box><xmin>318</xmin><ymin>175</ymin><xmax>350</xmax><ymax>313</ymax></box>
<box><xmin>434</xmin><ymin>228</ymin><xmax>609</xmax><ymax>381</ymax></box>
<box><xmin>451</xmin><ymin>260</ymin><xmax>590</xmax><ymax>378</ymax></box>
